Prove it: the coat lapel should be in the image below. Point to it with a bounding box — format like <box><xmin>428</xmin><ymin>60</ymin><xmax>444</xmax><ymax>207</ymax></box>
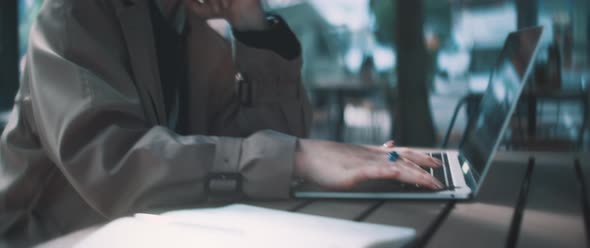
<box><xmin>112</xmin><ymin>0</ymin><xmax>167</xmax><ymax>125</ymax></box>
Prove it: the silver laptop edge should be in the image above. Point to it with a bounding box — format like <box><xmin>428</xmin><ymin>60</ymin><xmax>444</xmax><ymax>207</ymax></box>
<box><xmin>464</xmin><ymin>27</ymin><xmax>544</xmax><ymax>197</ymax></box>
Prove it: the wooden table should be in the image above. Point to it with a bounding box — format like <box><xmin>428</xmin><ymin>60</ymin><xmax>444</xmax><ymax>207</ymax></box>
<box><xmin>38</xmin><ymin>151</ymin><xmax>589</xmax><ymax>248</ymax></box>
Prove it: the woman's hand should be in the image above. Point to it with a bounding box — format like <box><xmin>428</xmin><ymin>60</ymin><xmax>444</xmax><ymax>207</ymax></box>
<box><xmin>182</xmin><ymin>0</ymin><xmax>269</xmax><ymax>31</ymax></box>
<box><xmin>294</xmin><ymin>139</ymin><xmax>445</xmax><ymax>190</ymax></box>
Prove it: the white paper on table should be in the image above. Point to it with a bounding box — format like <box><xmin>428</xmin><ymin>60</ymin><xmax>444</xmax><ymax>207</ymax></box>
<box><xmin>75</xmin><ymin>204</ymin><xmax>415</xmax><ymax>248</ymax></box>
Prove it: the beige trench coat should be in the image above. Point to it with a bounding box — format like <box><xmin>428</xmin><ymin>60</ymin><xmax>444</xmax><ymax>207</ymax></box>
<box><xmin>0</xmin><ymin>0</ymin><xmax>311</xmax><ymax>245</ymax></box>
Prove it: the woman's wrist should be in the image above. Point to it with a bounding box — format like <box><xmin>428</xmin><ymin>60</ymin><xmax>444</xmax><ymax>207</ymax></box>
<box><xmin>294</xmin><ymin>138</ymin><xmax>306</xmax><ymax>178</ymax></box>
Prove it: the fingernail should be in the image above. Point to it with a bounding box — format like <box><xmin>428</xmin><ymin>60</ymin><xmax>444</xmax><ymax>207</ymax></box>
<box><xmin>430</xmin><ymin>183</ymin><xmax>439</xmax><ymax>190</ymax></box>
<box><xmin>432</xmin><ymin>158</ymin><xmax>442</xmax><ymax>166</ymax></box>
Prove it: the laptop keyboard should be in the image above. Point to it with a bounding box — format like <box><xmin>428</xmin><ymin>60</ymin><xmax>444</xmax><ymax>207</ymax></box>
<box><xmin>426</xmin><ymin>153</ymin><xmax>454</xmax><ymax>189</ymax></box>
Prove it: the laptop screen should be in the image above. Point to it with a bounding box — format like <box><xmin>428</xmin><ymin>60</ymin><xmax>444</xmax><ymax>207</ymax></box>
<box><xmin>459</xmin><ymin>27</ymin><xmax>543</xmax><ymax>185</ymax></box>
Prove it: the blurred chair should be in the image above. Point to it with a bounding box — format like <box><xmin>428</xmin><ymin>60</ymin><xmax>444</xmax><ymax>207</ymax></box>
<box><xmin>441</xmin><ymin>93</ymin><xmax>483</xmax><ymax>148</ymax></box>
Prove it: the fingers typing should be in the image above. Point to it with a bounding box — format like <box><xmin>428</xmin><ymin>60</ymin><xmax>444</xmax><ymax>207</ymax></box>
<box><xmin>397</xmin><ymin>149</ymin><xmax>442</xmax><ymax>168</ymax></box>
<box><xmin>395</xmin><ymin>160</ymin><xmax>444</xmax><ymax>189</ymax></box>
<box><xmin>353</xmin><ymin>161</ymin><xmax>444</xmax><ymax>190</ymax></box>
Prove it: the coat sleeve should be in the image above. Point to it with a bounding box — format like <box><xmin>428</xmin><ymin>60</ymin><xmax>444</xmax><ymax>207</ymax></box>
<box><xmin>180</xmin><ymin>12</ymin><xmax>314</xmax><ymax>197</ymax></box>
<box><xmin>25</xmin><ymin>0</ymin><xmax>308</xmax><ymax>219</ymax></box>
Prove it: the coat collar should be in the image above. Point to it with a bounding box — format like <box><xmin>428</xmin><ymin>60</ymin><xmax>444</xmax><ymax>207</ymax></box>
<box><xmin>112</xmin><ymin>0</ymin><xmax>167</xmax><ymax>125</ymax></box>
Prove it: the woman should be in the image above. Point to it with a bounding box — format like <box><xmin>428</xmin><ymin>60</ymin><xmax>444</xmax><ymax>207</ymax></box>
<box><xmin>0</xmin><ymin>0</ymin><xmax>442</xmax><ymax>246</ymax></box>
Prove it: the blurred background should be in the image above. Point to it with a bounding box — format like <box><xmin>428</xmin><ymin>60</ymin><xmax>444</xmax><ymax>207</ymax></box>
<box><xmin>1</xmin><ymin>0</ymin><xmax>588</xmax><ymax>151</ymax></box>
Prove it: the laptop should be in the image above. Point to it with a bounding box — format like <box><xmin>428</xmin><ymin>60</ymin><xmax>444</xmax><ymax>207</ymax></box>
<box><xmin>294</xmin><ymin>26</ymin><xmax>544</xmax><ymax>200</ymax></box>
